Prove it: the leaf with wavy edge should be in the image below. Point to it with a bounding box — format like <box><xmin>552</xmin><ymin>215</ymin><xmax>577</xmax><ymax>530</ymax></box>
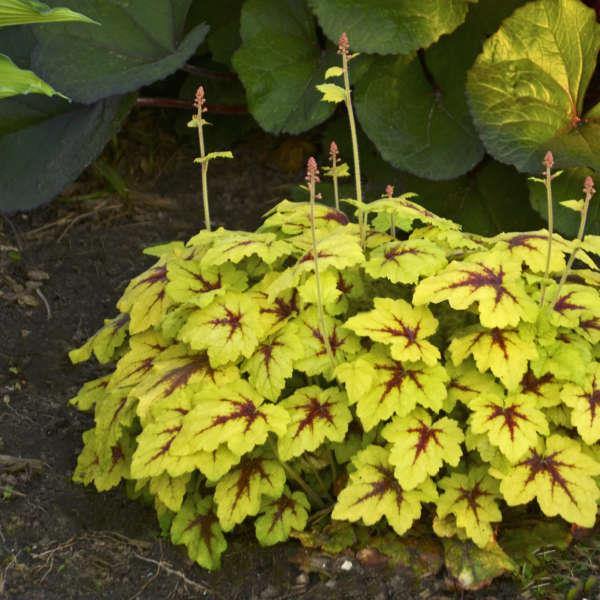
<box><xmin>579</xmin><ymin>312</ymin><xmax>600</xmax><ymax>345</ymax></box>
<box><xmin>382</xmin><ymin>408</ymin><xmax>464</xmax><ymax>490</ymax></box>
<box><xmin>332</xmin><ymin>445</ymin><xmax>437</xmax><ymax>536</ymax></box>
<box><xmin>548</xmin><ymin>283</ymin><xmax>600</xmax><ymax>328</ymax></box>
<box><xmin>518</xmin><ymin>369</ymin><xmax>562</xmax><ymax>408</ymax></box>
<box><xmin>249</xmin><ymin>281</ymin><xmax>300</xmax><ymax>335</ymax></box>
<box><xmin>364</xmin><ymin>239</ymin><xmax>448</xmax><ymax>284</ymax></box>
<box><xmin>413</xmin><ymin>255</ymin><xmax>538</xmax><ymax>328</ymax></box>
<box><xmin>469</xmin><ymin>393</ymin><xmax>549</xmax><ymax>463</ymax></box>
<box><xmin>336</xmin><ymin>344</ymin><xmax>449</xmax><ymax>431</ymax></box>
<box><xmin>170</xmin><ymin>495</ymin><xmax>227</xmax><ymax>571</ymax></box>
<box><xmin>69</xmin><ymin>374</ymin><xmax>110</xmax><ymax>411</ymax></box>
<box><xmin>214</xmin><ymin>457</ymin><xmax>286</xmax><ymax>531</ymax></box>
<box><xmin>344</xmin><ymin>297</ymin><xmax>440</xmax><ymax>365</ymax></box>
<box><xmin>277</xmin><ymin>385</ymin><xmax>351</xmax><ymax>460</ymax></box>
<box><xmin>445</xmin><ymin>362</ymin><xmax>504</xmax><ymax>411</ymax></box>
<box><xmin>449</xmin><ymin>325</ymin><xmax>538</xmax><ymax>391</ymax></box>
<box><xmin>436</xmin><ymin>467</ymin><xmax>502</xmax><ymax>548</ymax></box>
<box><xmin>149</xmin><ymin>472</ymin><xmax>190</xmax><ymax>512</ymax></box>
<box><xmin>562</xmin><ymin>365</ymin><xmax>600</xmax><ymax>444</ymax></box>
<box><xmin>255</xmin><ymin>487</ymin><xmax>310</xmax><ymax>546</ymax></box>
<box><xmin>69</xmin><ymin>313</ymin><xmax>129</xmax><ymax>364</ymax></box>
<box><xmin>260</xmin><ymin>200</ymin><xmax>350</xmax><ymax>236</ymax></box>
<box><xmin>172</xmin><ymin>380</ymin><xmax>289</xmax><ymax>456</ymax></box>
<box><xmin>499</xmin><ymin>435</ymin><xmax>600</xmax><ymax>528</ymax></box>
<box><xmin>200</xmin><ymin>231</ymin><xmax>293</xmax><ymax>266</ymax></box>
<box><xmin>94</xmin><ymin>389</ymin><xmax>136</xmax><ymax>449</ymax></box>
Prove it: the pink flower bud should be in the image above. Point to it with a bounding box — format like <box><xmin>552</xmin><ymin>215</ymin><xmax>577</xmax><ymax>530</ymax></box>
<box><xmin>306</xmin><ymin>157</ymin><xmax>320</xmax><ymax>184</ymax></box>
<box><xmin>543</xmin><ymin>150</ymin><xmax>554</xmax><ymax>169</ymax></box>
<box><xmin>329</xmin><ymin>141</ymin><xmax>339</xmax><ymax>161</ymax></box>
<box><xmin>583</xmin><ymin>175</ymin><xmax>596</xmax><ymax>197</ymax></box>
<box><xmin>338</xmin><ymin>32</ymin><xmax>350</xmax><ymax>55</ymax></box>
<box><xmin>194</xmin><ymin>86</ymin><xmax>207</xmax><ymax>112</ymax></box>
<box><xmin>385</xmin><ymin>184</ymin><xmax>394</xmax><ymax>198</ymax></box>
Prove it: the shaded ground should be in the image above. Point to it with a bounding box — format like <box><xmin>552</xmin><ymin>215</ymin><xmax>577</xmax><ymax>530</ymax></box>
<box><xmin>0</xmin><ymin>113</ymin><xmax>591</xmax><ymax>599</ymax></box>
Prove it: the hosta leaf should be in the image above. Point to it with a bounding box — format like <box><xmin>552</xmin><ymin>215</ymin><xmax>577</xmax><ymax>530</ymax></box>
<box><xmin>170</xmin><ymin>495</ymin><xmax>227</xmax><ymax>571</ymax></box>
<box><xmin>413</xmin><ymin>257</ymin><xmax>538</xmax><ymax>328</ymax></box>
<box><xmin>0</xmin><ymin>53</ymin><xmax>65</xmax><ymax>99</ymax></box>
<box><xmin>469</xmin><ymin>393</ymin><xmax>549</xmax><ymax>462</ymax></box>
<box><xmin>382</xmin><ymin>408</ymin><xmax>464</xmax><ymax>490</ymax></box>
<box><xmin>117</xmin><ymin>262</ymin><xmax>172</xmax><ymax>335</ymax></box>
<box><xmin>148</xmin><ymin>472</ymin><xmax>190</xmax><ymax>512</ymax></box>
<box><xmin>69</xmin><ymin>374</ymin><xmax>110</xmax><ymax>411</ymax></box>
<box><xmin>255</xmin><ymin>488</ymin><xmax>310</xmax><ymax>546</ymax></box>
<box><xmin>172</xmin><ymin>380</ymin><xmax>289</xmax><ymax>456</ymax></box>
<box><xmin>277</xmin><ymin>385</ymin><xmax>352</xmax><ymax>460</ymax></box>
<box><xmin>241</xmin><ymin>324</ymin><xmax>304</xmax><ymax>401</ymax></box>
<box><xmin>308</xmin><ymin>0</ymin><xmax>474</xmax><ymax>54</ymax></box>
<box><xmin>332</xmin><ymin>445</ymin><xmax>437</xmax><ymax>535</ymax></box>
<box><xmin>166</xmin><ymin>260</ymin><xmax>247</xmax><ymax>307</ymax></box>
<box><xmin>562</xmin><ymin>365</ymin><xmax>600</xmax><ymax>444</ymax></box>
<box><xmin>449</xmin><ymin>325</ymin><xmax>538</xmax><ymax>391</ymax></box>
<box><xmin>69</xmin><ymin>313</ymin><xmax>129</xmax><ymax>364</ymax></box>
<box><xmin>260</xmin><ymin>200</ymin><xmax>350</xmax><ymax>236</ymax></box>
<box><xmin>200</xmin><ymin>231</ymin><xmax>292</xmax><ymax>267</ymax></box>
<box><xmin>214</xmin><ymin>457</ymin><xmax>286</xmax><ymax>531</ymax></box>
<box><xmin>178</xmin><ymin>292</ymin><xmax>264</xmax><ymax>367</ymax></box>
<box><xmin>467</xmin><ymin>0</ymin><xmax>600</xmax><ymax>173</ymax></box>
<box><xmin>344</xmin><ymin>298</ymin><xmax>441</xmax><ymax>365</ymax></box>
<box><xmin>232</xmin><ymin>0</ymin><xmax>335</xmax><ymax>134</ymax></box>
<box><xmin>336</xmin><ymin>345</ymin><xmax>449</xmax><ymax>431</ymax></box>
<box><xmin>364</xmin><ymin>239</ymin><xmax>447</xmax><ymax>284</ymax></box>
<box><xmin>436</xmin><ymin>467</ymin><xmax>502</xmax><ymax>548</ymax></box>
<box><xmin>0</xmin><ymin>0</ymin><xmax>96</xmax><ymax>26</ymax></box>
<box><xmin>499</xmin><ymin>435</ymin><xmax>600</xmax><ymax>527</ymax></box>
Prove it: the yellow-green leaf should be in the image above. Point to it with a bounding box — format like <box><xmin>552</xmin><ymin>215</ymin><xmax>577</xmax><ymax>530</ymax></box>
<box><xmin>255</xmin><ymin>488</ymin><xmax>310</xmax><ymax>546</ymax></box>
<box><xmin>316</xmin><ymin>83</ymin><xmax>346</xmax><ymax>103</ymax></box>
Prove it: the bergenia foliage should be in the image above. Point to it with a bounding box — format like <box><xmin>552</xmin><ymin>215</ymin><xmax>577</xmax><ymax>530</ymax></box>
<box><xmin>69</xmin><ymin>147</ymin><xmax>599</xmax><ymax>579</ymax></box>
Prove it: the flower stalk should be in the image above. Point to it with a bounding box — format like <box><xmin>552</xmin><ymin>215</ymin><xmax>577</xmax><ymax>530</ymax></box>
<box><xmin>194</xmin><ymin>86</ymin><xmax>211</xmax><ymax>231</ymax></box>
<box><xmin>539</xmin><ymin>151</ymin><xmax>555</xmax><ymax>306</ymax></box>
<box><xmin>329</xmin><ymin>141</ymin><xmax>341</xmax><ymax>212</ymax></box>
<box><xmin>386</xmin><ymin>184</ymin><xmax>396</xmax><ymax>238</ymax></box>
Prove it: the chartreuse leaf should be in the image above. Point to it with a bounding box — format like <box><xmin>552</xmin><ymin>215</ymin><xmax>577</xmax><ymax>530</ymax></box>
<box><xmin>277</xmin><ymin>386</ymin><xmax>352</xmax><ymax>460</ymax></box>
<box><xmin>449</xmin><ymin>325</ymin><xmax>538</xmax><ymax>391</ymax></box>
<box><xmin>170</xmin><ymin>495</ymin><xmax>227</xmax><ymax>571</ymax></box>
<box><xmin>467</xmin><ymin>0</ymin><xmax>600</xmax><ymax>173</ymax></box>
<box><xmin>550</xmin><ymin>283</ymin><xmax>600</xmax><ymax>328</ymax></box>
<box><xmin>316</xmin><ymin>82</ymin><xmax>345</xmax><ymax>103</ymax></box>
<box><xmin>69</xmin><ymin>375</ymin><xmax>110</xmax><ymax>411</ymax></box>
<box><xmin>166</xmin><ymin>260</ymin><xmax>247</xmax><ymax>308</ymax></box>
<box><xmin>518</xmin><ymin>368</ymin><xmax>562</xmax><ymax>408</ymax></box>
<box><xmin>364</xmin><ymin>239</ymin><xmax>447</xmax><ymax>284</ymax></box>
<box><xmin>436</xmin><ymin>467</ymin><xmax>502</xmax><ymax>548</ymax></box>
<box><xmin>194</xmin><ymin>446</ymin><xmax>241</xmax><ymax>482</ymax></box>
<box><xmin>214</xmin><ymin>456</ymin><xmax>286</xmax><ymax>531</ymax></box>
<box><xmin>344</xmin><ymin>298</ymin><xmax>440</xmax><ymax>365</ymax></box>
<box><xmin>561</xmin><ymin>364</ymin><xmax>600</xmax><ymax>444</ymax></box>
<box><xmin>446</xmin><ymin>362</ymin><xmax>504</xmax><ymax>410</ymax></box>
<box><xmin>178</xmin><ymin>292</ymin><xmax>264</xmax><ymax>367</ymax></box>
<box><xmin>172</xmin><ymin>380</ymin><xmax>289</xmax><ymax>456</ymax></box>
<box><xmin>255</xmin><ymin>487</ymin><xmax>310</xmax><ymax>546</ymax></box>
<box><xmin>94</xmin><ymin>388</ymin><xmax>136</xmax><ymax>449</ymax></box>
<box><xmin>117</xmin><ymin>263</ymin><xmax>172</xmax><ymax>335</ymax></box>
<box><xmin>149</xmin><ymin>472</ymin><xmax>190</xmax><ymax>512</ymax></box>
<box><xmin>194</xmin><ymin>150</ymin><xmax>234</xmax><ymax>165</ymax></box>
<box><xmin>260</xmin><ymin>200</ymin><xmax>350</xmax><ymax>236</ymax></box>
<box><xmin>469</xmin><ymin>394</ymin><xmax>549</xmax><ymax>463</ymax></box>
<box><xmin>69</xmin><ymin>313</ymin><xmax>129</xmax><ymax>364</ymax></box>
<box><xmin>382</xmin><ymin>408</ymin><xmax>464</xmax><ymax>490</ymax></box>
<box><xmin>201</xmin><ymin>231</ymin><xmax>292</xmax><ymax>267</ymax></box>
<box><xmin>336</xmin><ymin>344</ymin><xmax>449</xmax><ymax>431</ymax></box>
<box><xmin>249</xmin><ymin>282</ymin><xmax>299</xmax><ymax>335</ymax></box>
<box><xmin>0</xmin><ymin>53</ymin><xmax>66</xmax><ymax>99</ymax></box>
<box><xmin>499</xmin><ymin>435</ymin><xmax>600</xmax><ymax>527</ymax></box>
<box><xmin>0</xmin><ymin>0</ymin><xmax>94</xmax><ymax>26</ymax></box>
<box><xmin>413</xmin><ymin>256</ymin><xmax>538</xmax><ymax>328</ymax></box>
<box><xmin>580</xmin><ymin>312</ymin><xmax>600</xmax><ymax>345</ymax></box>
<box><xmin>332</xmin><ymin>445</ymin><xmax>437</xmax><ymax>536</ymax></box>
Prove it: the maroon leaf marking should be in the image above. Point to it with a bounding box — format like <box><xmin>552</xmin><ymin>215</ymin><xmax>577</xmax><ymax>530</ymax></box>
<box><xmin>260</xmin><ymin>290</ymin><xmax>299</xmax><ymax>323</ymax></box>
<box><xmin>368</xmin><ymin>314</ymin><xmax>421</xmax><ymax>346</ymax></box>
<box><xmin>521</xmin><ymin>370</ymin><xmax>554</xmax><ymax>397</ymax></box>
<box><xmin>184</xmin><ymin>512</ymin><xmax>219</xmax><ymax>555</ymax></box>
<box><xmin>375</xmin><ymin>362</ymin><xmax>423</xmax><ymax>406</ymax></box>
<box><xmin>506</xmin><ymin>233</ymin><xmax>547</xmax><ymax>251</ymax></box>
<box><xmin>449</xmin><ymin>379</ymin><xmax>477</xmax><ymax>395</ymax></box>
<box><xmin>554</xmin><ymin>292</ymin><xmax>586</xmax><ymax>315</ymax></box>
<box><xmin>407</xmin><ymin>420</ymin><xmax>443</xmax><ymax>463</ymax></box>
<box><xmin>456</xmin><ymin>480</ymin><xmax>491</xmax><ymax>524</ymax></box>
<box><xmin>353</xmin><ymin>465</ymin><xmax>403</xmax><ymax>512</ymax></box>
<box><xmin>444</xmin><ymin>264</ymin><xmax>517</xmax><ymax>307</ymax></box>
<box><xmin>108</xmin><ymin>396</ymin><xmax>129</xmax><ymax>428</ymax></box>
<box><xmin>224</xmin><ymin>240</ymin><xmax>255</xmax><ymax>253</ymax></box>
<box><xmin>398</xmin><ymin>200</ymin><xmax>436</xmax><ymax>219</ymax></box>
<box><xmin>293</xmin><ymin>396</ymin><xmax>335</xmax><ymax>438</ymax></box>
<box><xmin>579</xmin><ymin>376</ymin><xmax>600</xmax><ymax>425</ymax></box>
<box><xmin>260</xmin><ymin>341</ymin><xmax>284</xmax><ymax>375</ymax></box>
<box><xmin>197</xmin><ymin>396</ymin><xmax>267</xmax><ymax>438</ymax></box>
<box><xmin>466</xmin><ymin>329</ymin><xmax>509</xmax><ymax>360</ymax></box>
<box><xmin>520</xmin><ymin>451</ymin><xmax>576</xmax><ymax>504</ymax></box>
<box><xmin>265</xmin><ymin>495</ymin><xmax>298</xmax><ymax>534</ymax></box>
<box><xmin>310</xmin><ymin>324</ymin><xmax>346</xmax><ymax>357</ymax></box>
<box><xmin>209</xmin><ymin>308</ymin><xmax>243</xmax><ymax>340</ymax></box>
<box><xmin>230</xmin><ymin>458</ymin><xmax>272</xmax><ymax>514</ymax></box>
<box><xmin>110</xmin><ymin>444</ymin><xmax>124</xmax><ymax>470</ymax></box>
<box><xmin>318</xmin><ymin>210</ymin><xmax>349</xmax><ymax>226</ymax></box>
<box><xmin>157</xmin><ymin>354</ymin><xmax>214</xmax><ymax>398</ymax></box>
<box><xmin>299</xmin><ymin>250</ymin><xmax>334</xmax><ymax>264</ymax></box>
<box><xmin>485</xmin><ymin>402</ymin><xmax>529</xmax><ymax>441</ymax></box>
<box><xmin>382</xmin><ymin>246</ymin><xmax>420</xmax><ymax>265</ymax></box>
<box><xmin>133</xmin><ymin>265</ymin><xmax>168</xmax><ymax>289</ymax></box>
<box><xmin>112</xmin><ymin>313</ymin><xmax>130</xmax><ymax>329</ymax></box>
<box><xmin>336</xmin><ymin>273</ymin><xmax>354</xmax><ymax>295</ymax></box>
<box><xmin>179</xmin><ymin>266</ymin><xmax>222</xmax><ymax>294</ymax></box>
<box><xmin>147</xmin><ymin>425</ymin><xmax>182</xmax><ymax>464</ymax></box>
<box><xmin>580</xmin><ymin>316</ymin><xmax>600</xmax><ymax>333</ymax></box>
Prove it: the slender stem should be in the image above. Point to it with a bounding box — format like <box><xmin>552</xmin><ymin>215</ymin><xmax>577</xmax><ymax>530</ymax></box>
<box><xmin>342</xmin><ymin>52</ymin><xmax>365</xmax><ymax>248</ymax></box>
<box><xmin>196</xmin><ymin>108</ymin><xmax>211</xmax><ymax>231</ymax></box>
<box><xmin>332</xmin><ymin>154</ymin><xmax>340</xmax><ymax>212</ymax></box>
<box><xmin>539</xmin><ymin>164</ymin><xmax>554</xmax><ymax>306</ymax></box>
<box><xmin>390</xmin><ymin>215</ymin><xmax>396</xmax><ymax>238</ymax></box>
<box><xmin>327</xmin><ymin>448</ymin><xmax>337</xmax><ymax>487</ymax></box>
<box><xmin>309</xmin><ymin>177</ymin><xmax>336</xmax><ymax>368</ymax></box>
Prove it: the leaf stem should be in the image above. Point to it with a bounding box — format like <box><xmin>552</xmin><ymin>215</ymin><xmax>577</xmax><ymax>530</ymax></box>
<box><xmin>197</xmin><ymin>113</ymin><xmax>211</xmax><ymax>231</ymax></box>
<box><xmin>539</xmin><ymin>153</ymin><xmax>555</xmax><ymax>306</ymax></box>
<box><xmin>332</xmin><ymin>153</ymin><xmax>340</xmax><ymax>212</ymax></box>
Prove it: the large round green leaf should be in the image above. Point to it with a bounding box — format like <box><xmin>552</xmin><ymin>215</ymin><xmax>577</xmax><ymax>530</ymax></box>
<box><xmin>0</xmin><ymin>52</ymin><xmax>63</xmax><ymax>99</ymax></box>
<box><xmin>0</xmin><ymin>93</ymin><xmax>133</xmax><ymax>211</ymax></box>
<box><xmin>307</xmin><ymin>0</ymin><xmax>476</xmax><ymax>55</ymax></box>
<box><xmin>467</xmin><ymin>0</ymin><xmax>600</xmax><ymax>173</ymax></box>
<box><xmin>30</xmin><ymin>0</ymin><xmax>208</xmax><ymax>103</ymax></box>
<box><xmin>232</xmin><ymin>0</ymin><xmax>335</xmax><ymax>134</ymax></box>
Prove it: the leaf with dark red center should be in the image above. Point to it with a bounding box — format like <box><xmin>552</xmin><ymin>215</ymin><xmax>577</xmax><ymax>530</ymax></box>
<box><xmin>249</xmin><ymin>279</ymin><xmax>300</xmax><ymax>335</ymax></box>
<box><xmin>413</xmin><ymin>256</ymin><xmax>538</xmax><ymax>328</ymax></box>
<box><xmin>242</xmin><ymin>324</ymin><xmax>303</xmax><ymax>401</ymax></box>
<box><xmin>170</xmin><ymin>495</ymin><xmax>227</xmax><ymax>571</ymax></box>
<box><xmin>344</xmin><ymin>297</ymin><xmax>440</xmax><ymax>365</ymax></box>
<box><xmin>166</xmin><ymin>260</ymin><xmax>247</xmax><ymax>307</ymax></box>
<box><xmin>261</xmin><ymin>200</ymin><xmax>351</xmax><ymax>235</ymax></box>
<box><xmin>255</xmin><ymin>487</ymin><xmax>310</xmax><ymax>546</ymax></box>
<box><xmin>200</xmin><ymin>231</ymin><xmax>293</xmax><ymax>266</ymax></box>
<box><xmin>336</xmin><ymin>344</ymin><xmax>449</xmax><ymax>431</ymax></box>
<box><xmin>178</xmin><ymin>291</ymin><xmax>264</xmax><ymax>367</ymax></box>
<box><xmin>332</xmin><ymin>445</ymin><xmax>437</xmax><ymax>536</ymax></box>
<box><xmin>382</xmin><ymin>408</ymin><xmax>464</xmax><ymax>490</ymax></box>
<box><xmin>365</xmin><ymin>239</ymin><xmax>447</xmax><ymax>284</ymax></box>
<box><xmin>294</xmin><ymin>306</ymin><xmax>361</xmax><ymax>379</ymax></box>
<box><xmin>445</xmin><ymin>363</ymin><xmax>504</xmax><ymax>411</ymax></box>
<box><xmin>214</xmin><ymin>457</ymin><xmax>286</xmax><ymax>531</ymax></box>
<box><xmin>518</xmin><ymin>369</ymin><xmax>562</xmax><ymax>408</ymax></box>
<box><xmin>172</xmin><ymin>380</ymin><xmax>289</xmax><ymax>457</ymax></box>
<box><xmin>562</xmin><ymin>365</ymin><xmax>600</xmax><ymax>444</ymax></box>
<box><xmin>149</xmin><ymin>472</ymin><xmax>190</xmax><ymax>512</ymax></box>
<box><xmin>277</xmin><ymin>385</ymin><xmax>351</xmax><ymax>460</ymax></box>
<box><xmin>500</xmin><ymin>435</ymin><xmax>600</xmax><ymax>527</ymax></box>
<box><xmin>436</xmin><ymin>467</ymin><xmax>501</xmax><ymax>548</ymax></box>
<box><xmin>449</xmin><ymin>325</ymin><xmax>538</xmax><ymax>391</ymax></box>
<box><xmin>117</xmin><ymin>262</ymin><xmax>172</xmax><ymax>334</ymax></box>
<box><xmin>69</xmin><ymin>375</ymin><xmax>111</xmax><ymax>411</ymax></box>
<box><xmin>94</xmin><ymin>389</ymin><xmax>137</xmax><ymax>449</ymax></box>
<box><xmin>470</xmin><ymin>394</ymin><xmax>549</xmax><ymax>462</ymax></box>
<box><xmin>69</xmin><ymin>313</ymin><xmax>129</xmax><ymax>364</ymax></box>
<box><xmin>548</xmin><ymin>283</ymin><xmax>600</xmax><ymax>328</ymax></box>
<box><xmin>579</xmin><ymin>312</ymin><xmax>600</xmax><ymax>344</ymax></box>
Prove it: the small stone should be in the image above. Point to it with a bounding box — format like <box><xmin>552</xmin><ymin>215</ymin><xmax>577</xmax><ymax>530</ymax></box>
<box><xmin>295</xmin><ymin>573</ymin><xmax>309</xmax><ymax>586</ymax></box>
<box><xmin>340</xmin><ymin>559</ymin><xmax>353</xmax><ymax>571</ymax></box>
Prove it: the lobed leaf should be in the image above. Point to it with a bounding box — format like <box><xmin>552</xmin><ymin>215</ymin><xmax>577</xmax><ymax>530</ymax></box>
<box><xmin>255</xmin><ymin>488</ymin><xmax>310</xmax><ymax>546</ymax></box>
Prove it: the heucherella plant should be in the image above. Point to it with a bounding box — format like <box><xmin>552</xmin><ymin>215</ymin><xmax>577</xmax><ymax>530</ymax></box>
<box><xmin>69</xmin><ymin>33</ymin><xmax>600</xmax><ymax>588</ymax></box>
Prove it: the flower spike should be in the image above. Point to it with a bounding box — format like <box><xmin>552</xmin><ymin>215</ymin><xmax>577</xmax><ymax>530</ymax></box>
<box><xmin>338</xmin><ymin>32</ymin><xmax>350</xmax><ymax>55</ymax></box>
